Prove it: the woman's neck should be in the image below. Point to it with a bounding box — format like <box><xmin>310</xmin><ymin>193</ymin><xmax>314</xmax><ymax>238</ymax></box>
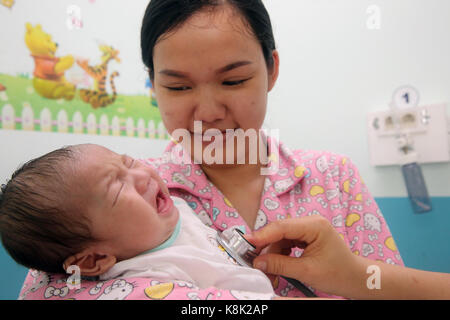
<box><xmin>201</xmin><ymin>162</ymin><xmax>267</xmax><ymax>229</ymax></box>
<box><xmin>201</xmin><ymin>162</ymin><xmax>265</xmax><ymax>189</ymax></box>
<box><xmin>200</xmin><ymin>131</ymin><xmax>270</xmax><ymax>186</ymax></box>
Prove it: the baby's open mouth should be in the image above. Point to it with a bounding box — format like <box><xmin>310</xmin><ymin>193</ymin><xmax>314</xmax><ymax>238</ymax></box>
<box><xmin>155</xmin><ymin>189</ymin><xmax>170</xmax><ymax>214</ymax></box>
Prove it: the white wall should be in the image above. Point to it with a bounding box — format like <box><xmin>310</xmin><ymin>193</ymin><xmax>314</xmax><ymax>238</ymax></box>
<box><xmin>264</xmin><ymin>0</ymin><xmax>450</xmax><ymax>197</ymax></box>
<box><xmin>0</xmin><ymin>130</ymin><xmax>169</xmax><ymax>185</ymax></box>
<box><xmin>1</xmin><ymin>0</ymin><xmax>449</xmax><ymax>197</ymax></box>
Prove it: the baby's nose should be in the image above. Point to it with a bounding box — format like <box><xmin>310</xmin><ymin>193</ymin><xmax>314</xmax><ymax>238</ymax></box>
<box><xmin>133</xmin><ymin>169</ymin><xmax>151</xmax><ymax>194</ymax></box>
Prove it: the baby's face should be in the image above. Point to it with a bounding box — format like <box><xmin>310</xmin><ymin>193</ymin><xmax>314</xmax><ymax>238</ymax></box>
<box><xmin>75</xmin><ymin>144</ymin><xmax>179</xmax><ymax>261</ymax></box>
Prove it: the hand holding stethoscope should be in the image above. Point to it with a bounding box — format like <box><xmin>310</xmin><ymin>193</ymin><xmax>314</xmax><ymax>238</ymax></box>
<box><xmin>246</xmin><ymin>216</ymin><xmax>450</xmax><ymax>299</ymax></box>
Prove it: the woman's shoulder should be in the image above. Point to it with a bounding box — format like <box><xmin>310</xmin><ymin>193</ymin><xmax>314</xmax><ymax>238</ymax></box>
<box><xmin>283</xmin><ymin>145</ymin><xmax>355</xmax><ymax>173</ymax></box>
<box><xmin>138</xmin><ymin>155</ymin><xmax>169</xmax><ymax>168</ymax></box>
<box><xmin>290</xmin><ymin>148</ymin><xmax>349</xmax><ymax>160</ymax></box>
<box><xmin>138</xmin><ymin>141</ymin><xmax>192</xmax><ymax>169</ymax></box>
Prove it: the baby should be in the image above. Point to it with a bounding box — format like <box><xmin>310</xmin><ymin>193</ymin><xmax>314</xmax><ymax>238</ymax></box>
<box><xmin>0</xmin><ymin>144</ymin><xmax>274</xmax><ymax>297</ymax></box>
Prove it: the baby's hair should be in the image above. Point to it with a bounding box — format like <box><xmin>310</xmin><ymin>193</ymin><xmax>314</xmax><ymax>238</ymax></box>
<box><xmin>0</xmin><ymin>146</ymin><xmax>93</xmax><ymax>274</ymax></box>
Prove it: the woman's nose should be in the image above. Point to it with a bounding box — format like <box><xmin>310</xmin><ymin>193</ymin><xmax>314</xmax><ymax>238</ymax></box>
<box><xmin>194</xmin><ymin>87</ymin><xmax>226</xmax><ymax>123</ymax></box>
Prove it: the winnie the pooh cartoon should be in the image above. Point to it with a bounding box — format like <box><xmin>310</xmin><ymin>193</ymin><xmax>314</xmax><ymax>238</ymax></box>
<box><xmin>1</xmin><ymin>0</ymin><xmax>15</xmax><ymax>9</ymax></box>
<box><xmin>24</xmin><ymin>23</ymin><xmax>76</xmax><ymax>100</ymax></box>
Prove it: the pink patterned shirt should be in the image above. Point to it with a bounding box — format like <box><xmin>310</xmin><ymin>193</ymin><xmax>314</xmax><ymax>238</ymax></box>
<box><xmin>18</xmin><ymin>137</ymin><xmax>403</xmax><ymax>300</ymax></box>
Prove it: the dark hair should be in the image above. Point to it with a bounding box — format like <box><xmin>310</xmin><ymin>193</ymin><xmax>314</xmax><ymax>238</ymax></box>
<box><xmin>141</xmin><ymin>0</ymin><xmax>276</xmax><ymax>79</ymax></box>
<box><xmin>0</xmin><ymin>146</ymin><xmax>93</xmax><ymax>274</ymax></box>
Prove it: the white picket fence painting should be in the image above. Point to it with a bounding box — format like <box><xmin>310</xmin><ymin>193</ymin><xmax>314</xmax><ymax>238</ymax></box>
<box><xmin>0</xmin><ymin>103</ymin><xmax>169</xmax><ymax>140</ymax></box>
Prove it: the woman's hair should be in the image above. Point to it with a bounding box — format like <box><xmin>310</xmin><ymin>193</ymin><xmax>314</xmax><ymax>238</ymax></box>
<box><xmin>0</xmin><ymin>146</ymin><xmax>93</xmax><ymax>274</ymax></box>
<box><xmin>141</xmin><ymin>0</ymin><xmax>276</xmax><ymax>80</ymax></box>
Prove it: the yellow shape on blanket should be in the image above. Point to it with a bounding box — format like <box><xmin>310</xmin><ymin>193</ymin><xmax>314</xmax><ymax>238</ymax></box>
<box><xmin>294</xmin><ymin>166</ymin><xmax>306</xmax><ymax>178</ymax></box>
<box><xmin>309</xmin><ymin>185</ymin><xmax>324</xmax><ymax>196</ymax></box>
<box><xmin>353</xmin><ymin>250</ymin><xmax>360</xmax><ymax>256</ymax></box>
<box><xmin>272</xmin><ymin>276</ymin><xmax>279</xmax><ymax>289</ymax></box>
<box><xmin>338</xmin><ymin>233</ymin><xmax>345</xmax><ymax>241</ymax></box>
<box><xmin>355</xmin><ymin>193</ymin><xmax>363</xmax><ymax>202</ymax></box>
<box><xmin>345</xmin><ymin>213</ymin><xmax>360</xmax><ymax>227</ymax></box>
<box><xmin>224</xmin><ymin>197</ymin><xmax>234</xmax><ymax>208</ymax></box>
<box><xmin>342</xmin><ymin>157</ymin><xmax>347</xmax><ymax>165</ymax></box>
<box><xmin>385</xmin><ymin>236</ymin><xmax>398</xmax><ymax>252</ymax></box>
<box><xmin>144</xmin><ymin>283</ymin><xmax>174</xmax><ymax>300</ymax></box>
<box><xmin>342</xmin><ymin>180</ymin><xmax>350</xmax><ymax>193</ymax></box>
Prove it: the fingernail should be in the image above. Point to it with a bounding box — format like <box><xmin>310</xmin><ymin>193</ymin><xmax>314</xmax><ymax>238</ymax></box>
<box><xmin>254</xmin><ymin>261</ymin><xmax>267</xmax><ymax>272</ymax></box>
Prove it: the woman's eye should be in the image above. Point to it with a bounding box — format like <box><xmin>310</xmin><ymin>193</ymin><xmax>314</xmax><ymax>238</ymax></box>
<box><xmin>166</xmin><ymin>86</ymin><xmax>191</xmax><ymax>91</ymax></box>
<box><xmin>223</xmin><ymin>79</ymin><xmax>248</xmax><ymax>86</ymax></box>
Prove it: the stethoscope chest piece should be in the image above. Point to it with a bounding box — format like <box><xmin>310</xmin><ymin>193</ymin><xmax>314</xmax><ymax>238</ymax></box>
<box><xmin>216</xmin><ymin>228</ymin><xmax>257</xmax><ymax>268</ymax></box>
<box><xmin>216</xmin><ymin>226</ymin><xmax>318</xmax><ymax>298</ymax></box>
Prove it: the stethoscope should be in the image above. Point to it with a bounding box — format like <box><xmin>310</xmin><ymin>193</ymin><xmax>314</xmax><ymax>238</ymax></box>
<box><xmin>216</xmin><ymin>228</ymin><xmax>317</xmax><ymax>298</ymax></box>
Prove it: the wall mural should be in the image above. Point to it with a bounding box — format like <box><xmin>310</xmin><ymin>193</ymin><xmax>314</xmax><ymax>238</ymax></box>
<box><xmin>0</xmin><ymin>0</ymin><xmax>168</xmax><ymax>139</ymax></box>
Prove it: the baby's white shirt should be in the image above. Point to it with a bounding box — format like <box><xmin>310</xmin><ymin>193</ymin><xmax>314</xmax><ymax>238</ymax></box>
<box><xmin>99</xmin><ymin>197</ymin><xmax>274</xmax><ymax>296</ymax></box>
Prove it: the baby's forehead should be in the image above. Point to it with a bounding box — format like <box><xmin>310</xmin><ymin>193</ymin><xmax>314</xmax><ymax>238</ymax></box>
<box><xmin>69</xmin><ymin>145</ymin><xmax>121</xmax><ymax>201</ymax></box>
<box><xmin>75</xmin><ymin>144</ymin><xmax>120</xmax><ymax>180</ymax></box>
<box><xmin>78</xmin><ymin>143</ymin><xmax>117</xmax><ymax>156</ymax></box>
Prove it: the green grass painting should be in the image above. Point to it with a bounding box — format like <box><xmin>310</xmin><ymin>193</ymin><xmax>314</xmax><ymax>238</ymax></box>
<box><xmin>0</xmin><ymin>73</ymin><xmax>168</xmax><ymax>139</ymax></box>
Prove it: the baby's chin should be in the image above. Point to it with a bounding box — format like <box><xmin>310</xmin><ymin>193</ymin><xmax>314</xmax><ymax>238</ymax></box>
<box><xmin>168</xmin><ymin>205</ymin><xmax>180</xmax><ymax>229</ymax></box>
<box><xmin>160</xmin><ymin>205</ymin><xmax>180</xmax><ymax>241</ymax></box>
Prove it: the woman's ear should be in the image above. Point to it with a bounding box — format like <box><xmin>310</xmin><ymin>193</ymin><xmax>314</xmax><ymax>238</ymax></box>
<box><xmin>267</xmin><ymin>50</ymin><xmax>280</xmax><ymax>92</ymax></box>
<box><xmin>63</xmin><ymin>249</ymin><xmax>117</xmax><ymax>277</ymax></box>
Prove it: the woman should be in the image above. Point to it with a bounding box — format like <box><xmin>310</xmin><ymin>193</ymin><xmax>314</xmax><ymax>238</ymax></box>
<box><xmin>19</xmin><ymin>0</ymin><xmax>403</xmax><ymax>300</ymax></box>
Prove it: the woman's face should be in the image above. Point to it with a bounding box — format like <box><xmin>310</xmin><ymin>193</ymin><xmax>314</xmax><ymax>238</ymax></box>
<box><xmin>152</xmin><ymin>6</ymin><xmax>279</xmax><ymax>166</ymax></box>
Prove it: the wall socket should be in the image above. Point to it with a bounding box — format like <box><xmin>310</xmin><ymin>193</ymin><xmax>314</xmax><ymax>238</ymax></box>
<box><xmin>367</xmin><ymin>104</ymin><xmax>449</xmax><ymax>166</ymax></box>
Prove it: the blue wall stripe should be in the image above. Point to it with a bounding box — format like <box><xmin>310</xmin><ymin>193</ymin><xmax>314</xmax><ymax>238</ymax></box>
<box><xmin>0</xmin><ymin>246</ymin><xmax>27</xmax><ymax>300</ymax></box>
<box><xmin>377</xmin><ymin>196</ymin><xmax>450</xmax><ymax>274</ymax></box>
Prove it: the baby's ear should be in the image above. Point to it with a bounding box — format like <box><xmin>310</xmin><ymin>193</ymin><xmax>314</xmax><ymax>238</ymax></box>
<box><xmin>63</xmin><ymin>249</ymin><xmax>116</xmax><ymax>276</ymax></box>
